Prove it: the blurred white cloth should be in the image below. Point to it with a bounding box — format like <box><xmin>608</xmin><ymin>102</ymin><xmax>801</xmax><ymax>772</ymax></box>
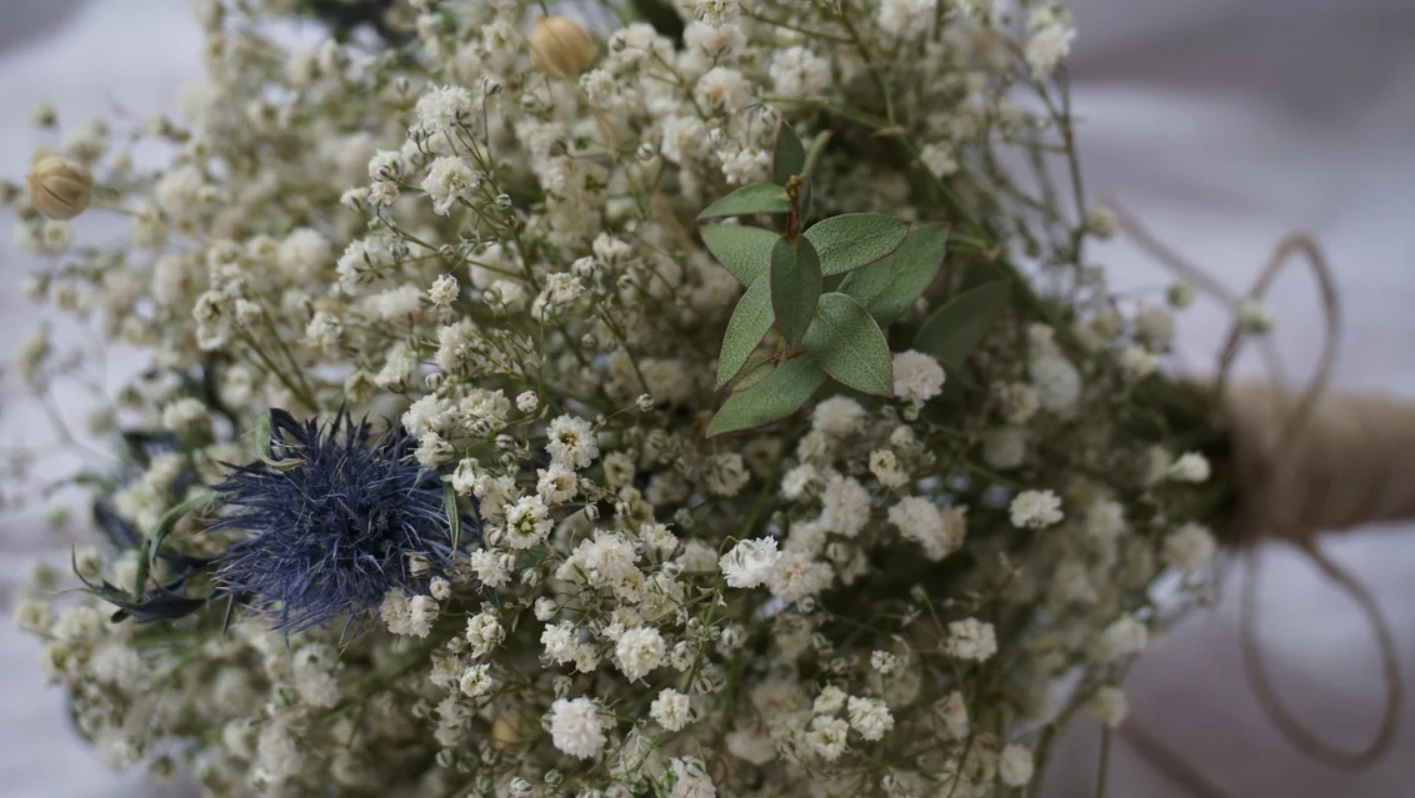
<box><xmin>2</xmin><ymin>1</ymin><xmax>1413</xmax><ymax>796</ymax></box>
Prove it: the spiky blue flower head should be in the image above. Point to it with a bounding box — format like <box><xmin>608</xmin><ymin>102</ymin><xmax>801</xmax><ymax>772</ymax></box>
<box><xmin>211</xmin><ymin>409</ymin><xmax>472</xmax><ymax>632</ymax></box>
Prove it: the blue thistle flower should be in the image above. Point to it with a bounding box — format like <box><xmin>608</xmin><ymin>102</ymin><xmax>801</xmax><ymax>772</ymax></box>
<box><xmin>211</xmin><ymin>409</ymin><xmax>474</xmax><ymax>632</ymax></box>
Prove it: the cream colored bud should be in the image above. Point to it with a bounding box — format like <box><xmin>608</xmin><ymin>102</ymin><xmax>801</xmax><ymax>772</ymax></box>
<box><xmin>529</xmin><ymin>16</ymin><xmax>596</xmax><ymax>79</ymax></box>
<box><xmin>26</xmin><ymin>156</ymin><xmax>93</xmax><ymax>220</ymax></box>
<box><xmin>491</xmin><ymin>714</ymin><xmax>523</xmax><ymax>749</ymax></box>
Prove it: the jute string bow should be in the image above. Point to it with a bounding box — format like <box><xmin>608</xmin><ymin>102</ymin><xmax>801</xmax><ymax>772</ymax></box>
<box><xmin>1115</xmin><ymin>213</ymin><xmax>1407</xmax><ymax>791</ymax></box>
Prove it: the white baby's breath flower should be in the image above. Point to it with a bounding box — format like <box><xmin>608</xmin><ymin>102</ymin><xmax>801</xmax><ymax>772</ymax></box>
<box><xmin>769</xmin><ymin>551</ymin><xmax>834</xmax><ymax>603</ymax></box>
<box><xmin>770</xmin><ymin>46</ymin><xmax>831</xmax><ymax>99</ymax></box>
<box><xmin>1099</xmin><ymin>614</ymin><xmax>1148</xmax><ymax>662</ymax></box>
<box><xmin>945</xmin><ymin>618</ymin><xmax>997</xmax><ymax>662</ymax></box>
<box><xmin>888</xmin><ymin>496</ymin><xmax>963</xmax><ymax>561</ymax></box>
<box><xmin>1119</xmin><ymin>346</ymin><xmax>1159</xmax><ymax>378</ymax></box>
<box><xmin>1029</xmin><ymin>353</ymin><xmax>1082</xmax><ymax>411</ymax></box>
<box><xmin>412</xmin><ymin>84</ymin><xmax>472</xmax><ymax>138</ymax></box>
<box><xmin>615</xmin><ymin>626</ymin><xmax>666</xmax><ymax>681</ymax></box>
<box><xmin>892</xmin><ymin>350</ymin><xmax>946</xmax><ymax>407</ymax></box>
<box><xmin>999</xmin><ymin>744</ymin><xmax>1036</xmax><ymax>787</ymax></box>
<box><xmin>651</xmin><ymin>688</ymin><xmax>693</xmax><ymax>731</ymax></box>
<box><xmin>464</xmin><ymin>612</ymin><xmax>505</xmax><ymax>658</ymax></box>
<box><xmin>813</xmin><ymin>396</ymin><xmax>866</xmax><ymax>437</ymax></box>
<box><xmin>813</xmin><ymin>685</ymin><xmax>848</xmax><ymax>714</ymax></box>
<box><xmin>669</xmin><ymin>756</ymin><xmax>716</xmax><ymax>798</ymax></box>
<box><xmin>459</xmin><ymin>664</ymin><xmax>494</xmax><ymax>698</ymax></box>
<box><xmin>819</xmin><ymin>474</ymin><xmax>871</xmax><ymax>537</ymax></box>
<box><xmin>548</xmin><ymin>697</ymin><xmax>606</xmax><ymax>760</ymax></box>
<box><xmin>1010</xmin><ymin>490</ymin><xmax>1063</xmax><ymax>529</ymax></box>
<box><xmin>847</xmin><ymin>696</ymin><xmax>894</xmax><ymax>741</ymax></box>
<box><xmin>981</xmin><ymin>426</ymin><xmax>1027</xmax><ymax>470</ymax></box>
<box><xmin>1163</xmin><ymin>522</ymin><xmax>1216</xmax><ymax>572</ymax></box>
<box><xmin>428</xmin><ymin>274</ymin><xmax>459</xmax><ymax>306</ymax></box>
<box><xmin>807</xmin><ymin>715</ymin><xmax>850</xmax><ymax>760</ymax></box>
<box><xmin>1238</xmin><ymin>299</ymin><xmax>1275</xmax><ymax>333</ymax></box>
<box><xmin>719</xmin><ymin>537</ymin><xmax>781</xmax><ymax>589</ymax></box>
<box><xmin>422</xmin><ymin>156</ymin><xmax>479</xmax><ymax>215</ymax></box>
<box><xmin>1090</xmin><ymin>687</ymin><xmax>1129</xmax><ymax>728</ymax></box>
<box><xmin>877</xmin><ymin>0</ymin><xmax>934</xmax><ymax>37</ymax></box>
<box><xmin>694</xmin><ymin>67</ymin><xmax>750</xmax><ymax>113</ymax></box>
<box><xmin>536</xmin><ymin>463</ymin><xmax>578</xmax><ymax>504</ymax></box>
<box><xmin>547</xmin><ymin>415</ymin><xmax>599</xmax><ymax>469</ymax></box>
<box><xmin>503</xmin><ymin>496</ymin><xmax>553</xmax><ymax>549</ymax></box>
<box><xmin>1168</xmin><ymin>451</ymin><xmax>1211</xmax><ymax>483</ymax></box>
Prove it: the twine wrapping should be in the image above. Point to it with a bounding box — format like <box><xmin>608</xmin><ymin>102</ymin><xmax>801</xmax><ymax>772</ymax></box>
<box><xmin>1113</xmin><ymin>211</ymin><xmax>1409</xmax><ymax>790</ymax></box>
<box><xmin>1226</xmin><ymin>384</ymin><xmax>1415</xmax><ymax>543</ymax></box>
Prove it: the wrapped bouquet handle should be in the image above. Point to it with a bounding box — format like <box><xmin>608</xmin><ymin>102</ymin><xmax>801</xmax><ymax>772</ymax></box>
<box><xmin>1126</xmin><ymin>214</ymin><xmax>1408</xmax><ymax>775</ymax></box>
<box><xmin>1227</xmin><ymin>384</ymin><xmax>1408</xmax><ymax>770</ymax></box>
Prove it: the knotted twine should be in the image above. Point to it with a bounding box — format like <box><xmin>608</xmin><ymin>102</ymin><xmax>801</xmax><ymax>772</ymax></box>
<box><xmin>1112</xmin><ymin>212</ymin><xmax>1407</xmax><ymax>790</ymax></box>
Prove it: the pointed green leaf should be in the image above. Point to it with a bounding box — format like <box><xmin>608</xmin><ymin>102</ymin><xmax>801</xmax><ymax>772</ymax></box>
<box><xmin>801</xmin><ymin>130</ymin><xmax>833</xmax><ymax>182</ymax></box>
<box><xmin>913</xmin><ymin>281</ymin><xmax>1012</xmax><ymax>367</ymax></box>
<box><xmin>717</xmin><ymin>279</ymin><xmax>774</xmax><ymax>387</ymax></box>
<box><xmin>707</xmin><ymin>357</ymin><xmax>827</xmax><ymax>436</ymax></box>
<box><xmin>773</xmin><ymin>123</ymin><xmax>805</xmax><ymax>186</ymax></box>
<box><xmin>701</xmin><ymin>225</ymin><xmax>777</xmax><ymax>286</ymax></box>
<box><xmin>802</xmin><ymin>293</ymin><xmax>892</xmax><ymax>396</ymax></box>
<box><xmin>841</xmin><ymin>223</ymin><xmax>950</xmax><ymax>324</ymax></box>
<box><xmin>803</xmin><ymin>214</ymin><xmax>909</xmax><ymax>276</ymax></box>
<box><xmin>732</xmin><ymin>351</ymin><xmax>775</xmax><ymax>393</ymax></box>
<box><xmin>444</xmin><ymin>483</ymin><xmax>463</xmax><ymax>552</ymax></box>
<box><xmin>770</xmin><ymin>235</ymin><xmax>822</xmax><ymax>346</ymax></box>
<box><xmin>698</xmin><ymin>184</ymin><xmax>791</xmax><ymax>220</ymax></box>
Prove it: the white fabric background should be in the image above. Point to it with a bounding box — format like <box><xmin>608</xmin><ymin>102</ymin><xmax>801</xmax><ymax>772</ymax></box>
<box><xmin>1</xmin><ymin>1</ymin><xmax>1412</xmax><ymax>796</ymax></box>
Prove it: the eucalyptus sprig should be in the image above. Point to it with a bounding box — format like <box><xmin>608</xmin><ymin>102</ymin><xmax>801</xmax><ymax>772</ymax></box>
<box><xmin>701</xmin><ymin>123</ymin><xmax>1017</xmax><ymax>435</ymax></box>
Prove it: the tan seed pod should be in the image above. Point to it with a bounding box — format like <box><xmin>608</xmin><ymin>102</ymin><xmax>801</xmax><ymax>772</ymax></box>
<box><xmin>529</xmin><ymin>16</ymin><xmax>596</xmax><ymax>79</ymax></box>
<box><xmin>491</xmin><ymin>714</ymin><xmax>523</xmax><ymax>748</ymax></box>
<box><xmin>26</xmin><ymin>155</ymin><xmax>94</xmax><ymax>220</ymax></box>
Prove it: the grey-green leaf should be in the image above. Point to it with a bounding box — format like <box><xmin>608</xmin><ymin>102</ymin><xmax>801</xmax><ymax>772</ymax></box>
<box><xmin>707</xmin><ymin>357</ymin><xmax>827</xmax><ymax>436</ymax></box>
<box><xmin>732</xmin><ymin>351</ymin><xmax>775</xmax><ymax>393</ymax></box>
<box><xmin>802</xmin><ymin>292</ymin><xmax>893</xmax><ymax>396</ymax></box>
<box><xmin>913</xmin><ymin>281</ymin><xmax>1012</xmax><ymax>367</ymax></box>
<box><xmin>773</xmin><ymin>123</ymin><xmax>805</xmax><ymax>186</ymax></box>
<box><xmin>698</xmin><ymin>184</ymin><xmax>792</xmax><ymax>219</ymax></box>
<box><xmin>717</xmin><ymin>279</ymin><xmax>774</xmax><ymax>387</ymax></box>
<box><xmin>803</xmin><ymin>214</ymin><xmax>909</xmax><ymax>276</ymax></box>
<box><xmin>770</xmin><ymin>235</ymin><xmax>822</xmax><ymax>346</ymax></box>
<box><xmin>444</xmin><ymin>483</ymin><xmax>462</xmax><ymax>552</ymax></box>
<box><xmin>841</xmin><ymin>223</ymin><xmax>950</xmax><ymax>324</ymax></box>
<box><xmin>701</xmin><ymin>225</ymin><xmax>778</xmax><ymax>286</ymax></box>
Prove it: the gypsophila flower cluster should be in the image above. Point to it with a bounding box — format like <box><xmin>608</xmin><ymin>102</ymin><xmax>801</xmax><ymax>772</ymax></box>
<box><xmin>1</xmin><ymin>1</ymin><xmax>1234</xmax><ymax>796</ymax></box>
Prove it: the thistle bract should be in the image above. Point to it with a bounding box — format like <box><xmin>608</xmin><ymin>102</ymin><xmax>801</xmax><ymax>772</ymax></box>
<box><xmin>211</xmin><ymin>410</ymin><xmax>469</xmax><ymax>632</ymax></box>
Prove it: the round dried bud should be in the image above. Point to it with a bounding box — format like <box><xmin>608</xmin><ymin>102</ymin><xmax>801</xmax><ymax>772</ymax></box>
<box><xmin>529</xmin><ymin>16</ymin><xmax>596</xmax><ymax>79</ymax></box>
<box><xmin>26</xmin><ymin>156</ymin><xmax>93</xmax><ymax>220</ymax></box>
<box><xmin>491</xmin><ymin>715</ymin><xmax>523</xmax><ymax>749</ymax></box>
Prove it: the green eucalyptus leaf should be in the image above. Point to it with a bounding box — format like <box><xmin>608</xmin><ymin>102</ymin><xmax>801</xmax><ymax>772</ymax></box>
<box><xmin>732</xmin><ymin>351</ymin><xmax>776</xmax><ymax>393</ymax></box>
<box><xmin>770</xmin><ymin>235</ymin><xmax>822</xmax><ymax>346</ymax></box>
<box><xmin>707</xmin><ymin>357</ymin><xmax>827</xmax><ymax>436</ymax></box>
<box><xmin>717</xmin><ymin>279</ymin><xmax>774</xmax><ymax>387</ymax></box>
<box><xmin>800</xmin><ymin>130</ymin><xmax>833</xmax><ymax>182</ymax></box>
<box><xmin>802</xmin><ymin>293</ymin><xmax>893</xmax><ymax>396</ymax></box>
<box><xmin>698</xmin><ymin>184</ymin><xmax>791</xmax><ymax>220</ymax></box>
<box><xmin>700</xmin><ymin>225</ymin><xmax>778</xmax><ymax>286</ymax></box>
<box><xmin>803</xmin><ymin>214</ymin><xmax>909</xmax><ymax>276</ymax></box>
<box><xmin>913</xmin><ymin>281</ymin><xmax>1012</xmax><ymax>367</ymax></box>
<box><xmin>773</xmin><ymin>123</ymin><xmax>805</xmax><ymax>186</ymax></box>
<box><xmin>841</xmin><ymin>223</ymin><xmax>950</xmax><ymax>323</ymax></box>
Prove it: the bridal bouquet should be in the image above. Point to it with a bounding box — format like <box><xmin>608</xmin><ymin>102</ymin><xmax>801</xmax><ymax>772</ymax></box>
<box><xmin>5</xmin><ymin>1</ymin><xmax>1239</xmax><ymax>796</ymax></box>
